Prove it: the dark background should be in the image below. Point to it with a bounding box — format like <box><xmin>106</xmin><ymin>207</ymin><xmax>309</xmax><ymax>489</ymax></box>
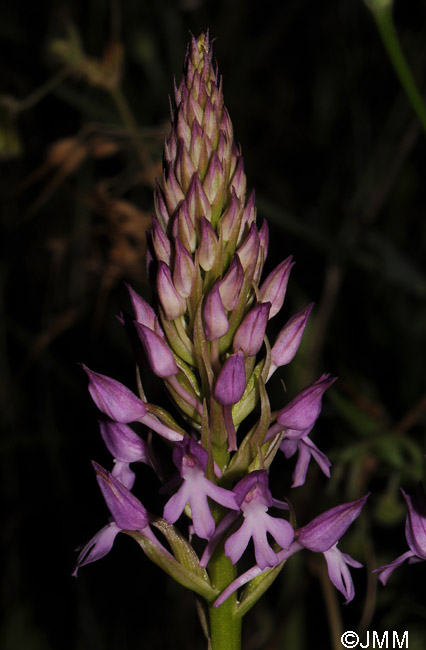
<box><xmin>1</xmin><ymin>0</ymin><xmax>426</xmax><ymax>648</ymax></box>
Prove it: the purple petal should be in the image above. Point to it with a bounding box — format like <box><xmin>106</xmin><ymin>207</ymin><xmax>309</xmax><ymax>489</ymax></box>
<box><xmin>204</xmin><ymin>478</ymin><xmax>239</xmax><ymax>512</ymax></box>
<box><xmin>203</xmin><ymin>280</ymin><xmax>229</xmax><ymax>341</ymax></box>
<box><xmin>218</xmin><ymin>255</ymin><xmax>244</xmax><ymax>310</ymax></box>
<box><xmin>225</xmin><ymin>471</ymin><xmax>294</xmax><ymax>569</ymax></box>
<box><xmin>173</xmin><ymin>237</ymin><xmax>195</xmax><ymax>298</ymax></box>
<box><xmin>225</xmin><ymin>519</ymin><xmax>256</xmax><ymax>565</ymax></box>
<box><xmin>277</xmin><ymin>374</ymin><xmax>336</xmax><ymax>431</ymax></box>
<box><xmin>151</xmin><ymin>216</ymin><xmax>172</xmax><ymax>265</ymax></box>
<box><xmin>163</xmin><ymin>481</ymin><xmax>191</xmax><ymax>525</ymax></box>
<box><xmin>199</xmin><ymin>216</ymin><xmax>218</xmax><ymax>271</ymax></box>
<box><xmin>251</xmin><ymin>518</ymin><xmax>284</xmax><ymax>569</ymax></box>
<box><xmin>281</xmin><ymin>436</ymin><xmax>331</xmax><ymax>488</ymax></box>
<box><xmin>233</xmin><ymin>302</ymin><xmax>271</xmax><ymax>356</ymax></box>
<box><xmin>82</xmin><ymin>366</ymin><xmax>146</xmax><ymax>423</ymax></box>
<box><xmin>297</xmin><ymin>494</ymin><xmax>368</xmax><ymax>552</ymax></box>
<box><xmin>214</xmin><ymin>350</ymin><xmax>246</xmax><ymax>406</ymax></box>
<box><xmin>125</xmin><ymin>283</ymin><xmax>159</xmax><ymax>332</ymax></box>
<box><xmin>135</xmin><ymin>322</ymin><xmax>179</xmax><ymax>378</ymax></box>
<box><xmin>156</xmin><ymin>262</ymin><xmax>186</xmax><ymax>321</ymax></box>
<box><xmin>232</xmin><ymin>470</ymin><xmax>272</xmax><ymax>508</ymax></box>
<box><xmin>269</xmin><ymin>304</ymin><xmax>313</xmax><ymax>375</ymax></box>
<box><xmin>373</xmin><ymin>550</ymin><xmax>415</xmax><ymax>585</ymax></box>
<box><xmin>111</xmin><ymin>461</ymin><xmax>136</xmax><ymax>489</ymax></box>
<box><xmin>323</xmin><ymin>545</ymin><xmax>362</xmax><ymax>604</ymax></box>
<box><xmin>236</xmin><ymin>223</ymin><xmax>259</xmax><ymax>272</ymax></box>
<box><xmin>264</xmin><ymin>515</ymin><xmax>294</xmax><ymax>551</ymax></box>
<box><xmin>98</xmin><ymin>419</ymin><xmax>149</xmax><ymax>464</ymax></box>
<box><xmin>93</xmin><ymin>462</ymin><xmax>149</xmax><ymax>530</ymax></box>
<box><xmin>73</xmin><ymin>522</ymin><xmax>120</xmax><ymax>576</ymax></box>
<box><xmin>402</xmin><ymin>488</ymin><xmax>426</xmax><ymax>559</ymax></box>
<box><xmin>173</xmin><ymin>438</ymin><xmax>209</xmax><ymax>473</ymax></box>
<box><xmin>164</xmin><ymin>439</ymin><xmax>238</xmax><ymax>539</ymax></box>
<box><xmin>220</xmin><ymin>189</ymin><xmax>241</xmax><ymax>241</ymax></box>
<box><xmin>259</xmin><ymin>256</ymin><xmax>294</xmax><ymax>319</ymax></box>
<box><xmin>188</xmin><ymin>488</ymin><xmax>216</xmax><ymax>539</ymax></box>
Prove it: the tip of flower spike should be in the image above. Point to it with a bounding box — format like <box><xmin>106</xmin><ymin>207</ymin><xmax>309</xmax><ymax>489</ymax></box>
<box><xmin>191</xmin><ymin>31</ymin><xmax>211</xmax><ymax>59</ymax></box>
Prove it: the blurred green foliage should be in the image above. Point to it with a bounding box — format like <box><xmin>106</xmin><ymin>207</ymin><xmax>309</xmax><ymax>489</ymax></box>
<box><xmin>1</xmin><ymin>0</ymin><xmax>426</xmax><ymax>648</ymax></box>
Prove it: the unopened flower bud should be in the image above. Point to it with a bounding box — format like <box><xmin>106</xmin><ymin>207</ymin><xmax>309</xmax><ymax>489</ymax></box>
<box><xmin>277</xmin><ymin>374</ymin><xmax>337</xmax><ymax>431</ymax></box>
<box><xmin>173</xmin><ymin>237</ymin><xmax>195</xmax><ymax>298</ymax></box>
<box><xmin>268</xmin><ymin>303</ymin><xmax>313</xmax><ymax>377</ymax></box>
<box><xmin>173</xmin><ymin>202</ymin><xmax>197</xmax><ymax>253</ymax></box>
<box><xmin>135</xmin><ymin>323</ymin><xmax>179</xmax><ymax>378</ymax></box>
<box><xmin>153</xmin><ymin>180</ymin><xmax>169</xmax><ymax>229</ymax></box>
<box><xmin>239</xmin><ymin>189</ymin><xmax>256</xmax><ymax>237</ymax></box>
<box><xmin>82</xmin><ymin>365</ymin><xmax>147</xmax><ymax>423</ymax></box>
<box><xmin>203</xmin><ymin>280</ymin><xmax>229</xmax><ymax>341</ymax></box>
<box><xmin>230</xmin><ymin>156</ymin><xmax>246</xmax><ymax>200</ymax></box>
<box><xmin>175</xmin><ymin>139</ymin><xmax>197</xmax><ymax>193</ymax></box>
<box><xmin>214</xmin><ymin>350</ymin><xmax>246</xmax><ymax>406</ymax></box>
<box><xmin>203</xmin><ymin>150</ymin><xmax>225</xmax><ymax>216</ymax></box>
<box><xmin>218</xmin><ymin>255</ymin><xmax>244</xmax><ymax>310</ymax></box>
<box><xmin>236</xmin><ymin>222</ymin><xmax>259</xmax><ymax>272</ymax></box>
<box><xmin>93</xmin><ymin>461</ymin><xmax>150</xmax><ymax>530</ymax></box>
<box><xmin>233</xmin><ymin>302</ymin><xmax>271</xmax><ymax>356</ymax></box>
<box><xmin>163</xmin><ymin>162</ymin><xmax>185</xmax><ymax>216</ymax></box>
<box><xmin>156</xmin><ymin>262</ymin><xmax>186</xmax><ymax>320</ymax></box>
<box><xmin>297</xmin><ymin>495</ymin><xmax>369</xmax><ymax>552</ymax></box>
<box><xmin>259</xmin><ymin>256</ymin><xmax>294</xmax><ymax>319</ymax></box>
<box><xmin>199</xmin><ymin>216</ymin><xmax>219</xmax><ymax>271</ymax></box>
<box><xmin>151</xmin><ymin>216</ymin><xmax>172</xmax><ymax>265</ymax></box>
<box><xmin>258</xmin><ymin>219</ymin><xmax>269</xmax><ymax>261</ymax></box>
<box><xmin>187</xmin><ymin>173</ymin><xmax>211</xmax><ymax>222</ymax></box>
<box><xmin>219</xmin><ymin>189</ymin><xmax>242</xmax><ymax>242</ymax></box>
<box><xmin>126</xmin><ymin>284</ymin><xmax>159</xmax><ymax>333</ymax></box>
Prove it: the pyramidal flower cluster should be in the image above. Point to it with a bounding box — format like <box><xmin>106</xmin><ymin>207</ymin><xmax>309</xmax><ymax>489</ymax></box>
<box><xmin>75</xmin><ymin>32</ymin><xmax>367</xmax><ymax>626</ymax></box>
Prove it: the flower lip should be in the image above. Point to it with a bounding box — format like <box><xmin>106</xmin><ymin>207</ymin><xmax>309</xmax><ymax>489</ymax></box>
<box><xmin>163</xmin><ymin>438</ymin><xmax>238</xmax><ymax>540</ymax></box>
<box><xmin>224</xmin><ymin>469</ymin><xmax>294</xmax><ymax>570</ymax></box>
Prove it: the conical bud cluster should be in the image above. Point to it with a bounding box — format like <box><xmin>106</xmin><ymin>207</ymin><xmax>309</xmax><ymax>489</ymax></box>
<box><xmin>149</xmin><ymin>33</ymin><xmax>273</xmax><ymax>446</ymax></box>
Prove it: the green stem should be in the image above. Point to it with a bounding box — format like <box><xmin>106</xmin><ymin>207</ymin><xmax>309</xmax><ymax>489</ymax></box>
<box><xmin>366</xmin><ymin>0</ymin><xmax>426</xmax><ymax>135</ymax></box>
<box><xmin>208</xmin><ymin>552</ymin><xmax>242</xmax><ymax>650</ymax></box>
